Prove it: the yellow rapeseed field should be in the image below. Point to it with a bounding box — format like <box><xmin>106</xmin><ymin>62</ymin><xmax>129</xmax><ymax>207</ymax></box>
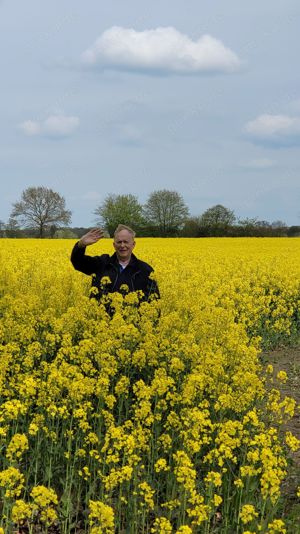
<box><xmin>0</xmin><ymin>237</ymin><xmax>300</xmax><ymax>533</ymax></box>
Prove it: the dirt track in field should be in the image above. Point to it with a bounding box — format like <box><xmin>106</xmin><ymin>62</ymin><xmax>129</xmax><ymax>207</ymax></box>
<box><xmin>261</xmin><ymin>346</ymin><xmax>300</xmax><ymax>528</ymax></box>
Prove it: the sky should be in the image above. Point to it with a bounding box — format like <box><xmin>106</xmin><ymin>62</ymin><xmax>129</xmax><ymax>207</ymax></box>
<box><xmin>1</xmin><ymin>0</ymin><xmax>300</xmax><ymax>227</ymax></box>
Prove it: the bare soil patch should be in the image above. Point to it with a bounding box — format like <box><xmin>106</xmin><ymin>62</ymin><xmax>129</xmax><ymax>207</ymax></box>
<box><xmin>261</xmin><ymin>346</ymin><xmax>300</xmax><ymax>530</ymax></box>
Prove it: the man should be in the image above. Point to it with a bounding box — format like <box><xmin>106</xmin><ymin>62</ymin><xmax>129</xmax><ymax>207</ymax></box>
<box><xmin>71</xmin><ymin>225</ymin><xmax>159</xmax><ymax>303</ymax></box>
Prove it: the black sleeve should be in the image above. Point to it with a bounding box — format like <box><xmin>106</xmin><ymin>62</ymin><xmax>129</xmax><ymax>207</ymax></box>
<box><xmin>140</xmin><ymin>262</ymin><xmax>160</xmax><ymax>301</ymax></box>
<box><xmin>147</xmin><ymin>276</ymin><xmax>160</xmax><ymax>300</ymax></box>
<box><xmin>70</xmin><ymin>242</ymin><xmax>107</xmax><ymax>276</ymax></box>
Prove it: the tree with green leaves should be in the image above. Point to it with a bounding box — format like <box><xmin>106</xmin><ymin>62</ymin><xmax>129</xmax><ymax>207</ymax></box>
<box><xmin>143</xmin><ymin>189</ymin><xmax>189</xmax><ymax>236</ymax></box>
<box><xmin>94</xmin><ymin>194</ymin><xmax>144</xmax><ymax>236</ymax></box>
<box><xmin>199</xmin><ymin>204</ymin><xmax>236</xmax><ymax>236</ymax></box>
<box><xmin>10</xmin><ymin>186</ymin><xmax>72</xmax><ymax>238</ymax></box>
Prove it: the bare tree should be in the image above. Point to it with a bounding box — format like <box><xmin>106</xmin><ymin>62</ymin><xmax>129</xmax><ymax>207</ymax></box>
<box><xmin>143</xmin><ymin>190</ymin><xmax>189</xmax><ymax>236</ymax></box>
<box><xmin>0</xmin><ymin>220</ymin><xmax>5</xmax><ymax>237</ymax></box>
<box><xmin>11</xmin><ymin>186</ymin><xmax>72</xmax><ymax>238</ymax></box>
<box><xmin>5</xmin><ymin>217</ymin><xmax>22</xmax><ymax>238</ymax></box>
<box><xmin>271</xmin><ymin>220</ymin><xmax>287</xmax><ymax>229</ymax></box>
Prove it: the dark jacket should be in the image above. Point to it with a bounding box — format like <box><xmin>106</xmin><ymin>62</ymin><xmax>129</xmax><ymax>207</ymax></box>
<box><xmin>71</xmin><ymin>242</ymin><xmax>160</xmax><ymax>302</ymax></box>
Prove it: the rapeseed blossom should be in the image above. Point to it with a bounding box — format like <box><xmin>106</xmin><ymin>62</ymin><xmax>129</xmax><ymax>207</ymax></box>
<box><xmin>11</xmin><ymin>499</ymin><xmax>32</xmax><ymax>524</ymax></box>
<box><xmin>0</xmin><ymin>467</ymin><xmax>25</xmax><ymax>498</ymax></box>
<box><xmin>0</xmin><ymin>237</ymin><xmax>299</xmax><ymax>532</ymax></box>
<box><xmin>267</xmin><ymin>519</ymin><xmax>286</xmax><ymax>533</ymax></box>
<box><xmin>6</xmin><ymin>433</ymin><xmax>29</xmax><ymax>463</ymax></box>
<box><xmin>30</xmin><ymin>486</ymin><xmax>58</xmax><ymax>525</ymax></box>
<box><xmin>239</xmin><ymin>504</ymin><xmax>259</xmax><ymax>524</ymax></box>
<box><xmin>89</xmin><ymin>500</ymin><xmax>115</xmax><ymax>533</ymax></box>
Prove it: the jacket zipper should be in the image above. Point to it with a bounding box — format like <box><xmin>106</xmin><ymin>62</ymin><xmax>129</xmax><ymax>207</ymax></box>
<box><xmin>111</xmin><ymin>264</ymin><xmax>119</xmax><ymax>291</ymax></box>
<box><xmin>131</xmin><ymin>271</ymin><xmax>141</xmax><ymax>291</ymax></box>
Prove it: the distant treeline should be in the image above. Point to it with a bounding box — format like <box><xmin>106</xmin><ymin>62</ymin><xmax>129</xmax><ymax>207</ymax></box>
<box><xmin>1</xmin><ymin>223</ymin><xmax>300</xmax><ymax>239</ymax></box>
<box><xmin>1</xmin><ymin>186</ymin><xmax>299</xmax><ymax>238</ymax></box>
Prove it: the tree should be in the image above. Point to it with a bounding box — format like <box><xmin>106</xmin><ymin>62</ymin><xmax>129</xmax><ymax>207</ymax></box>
<box><xmin>143</xmin><ymin>190</ymin><xmax>189</xmax><ymax>236</ymax></box>
<box><xmin>94</xmin><ymin>194</ymin><xmax>144</xmax><ymax>236</ymax></box>
<box><xmin>10</xmin><ymin>186</ymin><xmax>72</xmax><ymax>238</ymax></box>
<box><xmin>54</xmin><ymin>228</ymin><xmax>78</xmax><ymax>239</ymax></box>
<box><xmin>49</xmin><ymin>225</ymin><xmax>57</xmax><ymax>238</ymax></box>
<box><xmin>199</xmin><ymin>204</ymin><xmax>236</xmax><ymax>236</ymax></box>
<box><xmin>287</xmin><ymin>226</ymin><xmax>300</xmax><ymax>237</ymax></box>
<box><xmin>0</xmin><ymin>220</ymin><xmax>5</xmax><ymax>237</ymax></box>
<box><xmin>180</xmin><ymin>216</ymin><xmax>201</xmax><ymax>237</ymax></box>
<box><xmin>233</xmin><ymin>218</ymin><xmax>287</xmax><ymax>237</ymax></box>
<box><xmin>70</xmin><ymin>227</ymin><xmax>91</xmax><ymax>238</ymax></box>
<box><xmin>5</xmin><ymin>217</ymin><xmax>23</xmax><ymax>238</ymax></box>
<box><xmin>271</xmin><ymin>220</ymin><xmax>287</xmax><ymax>229</ymax></box>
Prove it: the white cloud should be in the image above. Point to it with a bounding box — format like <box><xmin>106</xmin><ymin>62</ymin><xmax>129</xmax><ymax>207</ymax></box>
<box><xmin>18</xmin><ymin>114</ymin><xmax>80</xmax><ymax>138</ymax></box>
<box><xmin>81</xmin><ymin>26</ymin><xmax>241</xmax><ymax>74</ymax></box>
<box><xmin>18</xmin><ymin>120</ymin><xmax>41</xmax><ymax>136</ymax></box>
<box><xmin>43</xmin><ymin>115</ymin><xmax>79</xmax><ymax>136</ymax></box>
<box><xmin>245</xmin><ymin>114</ymin><xmax>300</xmax><ymax>145</ymax></box>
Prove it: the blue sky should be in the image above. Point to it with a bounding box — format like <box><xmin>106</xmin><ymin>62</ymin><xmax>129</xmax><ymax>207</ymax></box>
<box><xmin>1</xmin><ymin>0</ymin><xmax>300</xmax><ymax>226</ymax></box>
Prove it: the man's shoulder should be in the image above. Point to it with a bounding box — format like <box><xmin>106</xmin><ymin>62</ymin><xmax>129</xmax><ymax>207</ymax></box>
<box><xmin>86</xmin><ymin>253</ymin><xmax>111</xmax><ymax>267</ymax></box>
<box><xmin>98</xmin><ymin>253</ymin><xmax>112</xmax><ymax>263</ymax></box>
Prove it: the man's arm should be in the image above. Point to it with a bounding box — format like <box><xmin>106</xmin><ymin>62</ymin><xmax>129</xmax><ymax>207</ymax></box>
<box><xmin>71</xmin><ymin>228</ymin><xmax>106</xmax><ymax>275</ymax></box>
<box><xmin>139</xmin><ymin>261</ymin><xmax>160</xmax><ymax>301</ymax></box>
<box><xmin>147</xmin><ymin>276</ymin><xmax>160</xmax><ymax>300</ymax></box>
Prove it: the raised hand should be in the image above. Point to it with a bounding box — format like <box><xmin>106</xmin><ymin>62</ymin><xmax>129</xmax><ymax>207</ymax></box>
<box><xmin>78</xmin><ymin>228</ymin><xmax>105</xmax><ymax>248</ymax></box>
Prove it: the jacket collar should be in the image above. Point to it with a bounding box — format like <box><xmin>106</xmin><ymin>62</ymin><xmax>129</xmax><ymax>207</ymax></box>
<box><xmin>109</xmin><ymin>252</ymin><xmax>138</xmax><ymax>268</ymax></box>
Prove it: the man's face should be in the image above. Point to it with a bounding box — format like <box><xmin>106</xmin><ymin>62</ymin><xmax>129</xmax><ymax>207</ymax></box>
<box><xmin>113</xmin><ymin>229</ymin><xmax>135</xmax><ymax>262</ymax></box>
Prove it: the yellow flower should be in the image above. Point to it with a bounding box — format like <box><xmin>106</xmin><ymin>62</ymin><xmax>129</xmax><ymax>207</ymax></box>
<box><xmin>0</xmin><ymin>467</ymin><xmax>25</xmax><ymax>498</ymax></box>
<box><xmin>2</xmin><ymin>237</ymin><xmax>300</xmax><ymax>531</ymax></box>
<box><xmin>276</xmin><ymin>370</ymin><xmax>287</xmax><ymax>383</ymax></box>
<box><xmin>155</xmin><ymin>458</ymin><xmax>170</xmax><ymax>473</ymax></box>
<box><xmin>213</xmin><ymin>494</ymin><xmax>223</xmax><ymax>507</ymax></box>
<box><xmin>89</xmin><ymin>500</ymin><xmax>115</xmax><ymax>533</ymax></box>
<box><xmin>239</xmin><ymin>504</ymin><xmax>258</xmax><ymax>524</ymax></box>
<box><xmin>28</xmin><ymin>422</ymin><xmax>39</xmax><ymax>436</ymax></box>
<box><xmin>31</xmin><ymin>486</ymin><xmax>58</xmax><ymax>525</ymax></box>
<box><xmin>6</xmin><ymin>433</ymin><xmax>29</xmax><ymax>462</ymax></box>
<box><xmin>11</xmin><ymin>499</ymin><xmax>32</xmax><ymax>524</ymax></box>
<box><xmin>115</xmin><ymin>376</ymin><xmax>130</xmax><ymax>396</ymax></box>
<box><xmin>173</xmin><ymin>450</ymin><xmax>196</xmax><ymax>491</ymax></box>
<box><xmin>204</xmin><ymin>471</ymin><xmax>222</xmax><ymax>487</ymax></box>
<box><xmin>139</xmin><ymin>481</ymin><xmax>155</xmax><ymax>509</ymax></box>
<box><xmin>151</xmin><ymin>516</ymin><xmax>173</xmax><ymax>533</ymax></box>
<box><xmin>285</xmin><ymin>431</ymin><xmax>300</xmax><ymax>452</ymax></box>
<box><xmin>103</xmin><ymin>466</ymin><xmax>133</xmax><ymax>491</ymax></box>
<box><xmin>187</xmin><ymin>491</ymin><xmax>209</xmax><ymax>525</ymax></box>
<box><xmin>100</xmin><ymin>276</ymin><xmax>111</xmax><ymax>286</ymax></box>
<box><xmin>78</xmin><ymin>466</ymin><xmax>91</xmax><ymax>480</ymax></box>
<box><xmin>267</xmin><ymin>519</ymin><xmax>286</xmax><ymax>533</ymax></box>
